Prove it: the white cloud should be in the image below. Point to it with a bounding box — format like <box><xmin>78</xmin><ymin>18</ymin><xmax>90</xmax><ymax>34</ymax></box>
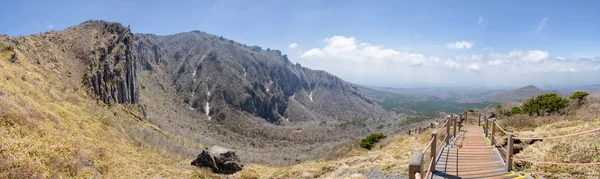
<box><xmin>534</xmin><ymin>17</ymin><xmax>549</xmax><ymax>32</ymax></box>
<box><xmin>297</xmin><ymin>36</ymin><xmax>600</xmax><ymax>87</ymax></box>
<box><xmin>522</xmin><ymin>50</ymin><xmax>550</xmax><ymax>61</ymax></box>
<box><xmin>487</xmin><ymin>60</ymin><xmax>504</xmax><ymax>66</ymax></box>
<box><xmin>466</xmin><ymin>63</ymin><xmax>480</xmax><ymax>70</ymax></box>
<box><xmin>288</xmin><ymin>43</ymin><xmax>298</xmax><ymax>49</ymax></box>
<box><xmin>444</xmin><ymin>60</ymin><xmax>461</xmax><ymax>69</ymax></box>
<box><xmin>478</xmin><ymin>16</ymin><xmax>483</xmax><ymax>24</ymax></box>
<box><xmin>491</xmin><ymin>50</ymin><xmax>549</xmax><ymax>62</ymax></box>
<box><xmin>445</xmin><ymin>41</ymin><xmax>474</xmax><ymax>49</ymax></box>
<box><xmin>301</xmin><ymin>36</ymin><xmax>435</xmax><ymax>65</ymax></box>
<box><xmin>46</xmin><ymin>22</ymin><xmax>54</xmax><ymax>29</ymax></box>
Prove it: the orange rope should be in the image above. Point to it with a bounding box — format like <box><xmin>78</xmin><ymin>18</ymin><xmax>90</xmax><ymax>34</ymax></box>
<box><xmin>436</xmin><ymin>135</ymin><xmax>447</xmax><ymax>152</ymax></box>
<box><xmin>514</xmin><ymin>127</ymin><xmax>600</xmax><ymax>140</ymax></box>
<box><xmin>424</xmin><ymin>156</ymin><xmax>434</xmax><ymax>179</ymax></box>
<box><xmin>422</xmin><ymin>138</ymin><xmax>434</xmax><ymax>153</ymax></box>
<box><xmin>436</xmin><ymin>119</ymin><xmax>449</xmax><ymax>132</ymax></box>
<box><xmin>494</xmin><ymin>121</ymin><xmax>509</xmax><ymax>135</ymax></box>
<box><xmin>513</xmin><ymin>157</ymin><xmax>600</xmax><ymax>166</ymax></box>
<box><xmin>494</xmin><ymin>136</ymin><xmax>507</xmax><ymax>154</ymax></box>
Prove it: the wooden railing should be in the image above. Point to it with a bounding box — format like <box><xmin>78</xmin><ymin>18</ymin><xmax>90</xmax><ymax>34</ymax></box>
<box><xmin>481</xmin><ymin>115</ymin><xmax>600</xmax><ymax>172</ymax></box>
<box><xmin>408</xmin><ymin>114</ymin><xmax>459</xmax><ymax>179</ymax></box>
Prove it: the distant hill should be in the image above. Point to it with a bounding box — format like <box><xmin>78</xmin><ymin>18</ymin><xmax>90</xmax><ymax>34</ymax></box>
<box><xmin>481</xmin><ymin>85</ymin><xmax>559</xmax><ymax>102</ymax></box>
<box><xmin>564</xmin><ymin>84</ymin><xmax>600</xmax><ymax>94</ymax></box>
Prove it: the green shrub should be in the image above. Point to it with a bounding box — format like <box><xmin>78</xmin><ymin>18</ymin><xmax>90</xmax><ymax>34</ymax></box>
<box><xmin>506</xmin><ymin>106</ymin><xmax>524</xmax><ymax>116</ymax></box>
<box><xmin>360</xmin><ymin>133</ymin><xmax>386</xmax><ymax>150</ymax></box>
<box><xmin>569</xmin><ymin>91</ymin><xmax>589</xmax><ymax>106</ymax></box>
<box><xmin>522</xmin><ymin>93</ymin><xmax>569</xmax><ymax>116</ymax></box>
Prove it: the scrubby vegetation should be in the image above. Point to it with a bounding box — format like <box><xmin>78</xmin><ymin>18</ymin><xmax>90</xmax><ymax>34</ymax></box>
<box><xmin>570</xmin><ymin>91</ymin><xmax>589</xmax><ymax>106</ymax></box>
<box><xmin>521</xmin><ymin>93</ymin><xmax>569</xmax><ymax>116</ymax></box>
<box><xmin>492</xmin><ymin>93</ymin><xmax>600</xmax><ymax>178</ymax></box>
<box><xmin>360</xmin><ymin>133</ymin><xmax>386</xmax><ymax>150</ymax></box>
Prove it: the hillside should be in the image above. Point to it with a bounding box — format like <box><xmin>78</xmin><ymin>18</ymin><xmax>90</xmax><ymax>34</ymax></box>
<box><xmin>0</xmin><ymin>19</ymin><xmax>405</xmax><ymax>177</ymax></box>
<box><xmin>481</xmin><ymin>85</ymin><xmax>560</xmax><ymax>102</ymax></box>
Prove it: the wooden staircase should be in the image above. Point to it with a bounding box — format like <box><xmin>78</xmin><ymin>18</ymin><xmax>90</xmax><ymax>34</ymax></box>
<box><xmin>431</xmin><ymin>125</ymin><xmax>525</xmax><ymax>179</ymax></box>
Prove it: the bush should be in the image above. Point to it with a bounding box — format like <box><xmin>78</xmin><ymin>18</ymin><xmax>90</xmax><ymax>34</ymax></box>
<box><xmin>522</xmin><ymin>93</ymin><xmax>569</xmax><ymax>116</ymax></box>
<box><xmin>506</xmin><ymin>106</ymin><xmax>524</xmax><ymax>116</ymax></box>
<box><xmin>569</xmin><ymin>91</ymin><xmax>589</xmax><ymax>106</ymax></box>
<box><xmin>360</xmin><ymin>133</ymin><xmax>386</xmax><ymax>150</ymax></box>
<box><xmin>500</xmin><ymin>114</ymin><xmax>536</xmax><ymax>131</ymax></box>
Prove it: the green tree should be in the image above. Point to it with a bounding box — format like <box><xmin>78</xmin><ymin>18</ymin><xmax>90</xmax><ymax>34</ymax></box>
<box><xmin>569</xmin><ymin>91</ymin><xmax>589</xmax><ymax>106</ymax></box>
<box><xmin>522</xmin><ymin>93</ymin><xmax>569</xmax><ymax>116</ymax></box>
<box><xmin>509</xmin><ymin>106</ymin><xmax>523</xmax><ymax>116</ymax></box>
<box><xmin>360</xmin><ymin>133</ymin><xmax>386</xmax><ymax>150</ymax></box>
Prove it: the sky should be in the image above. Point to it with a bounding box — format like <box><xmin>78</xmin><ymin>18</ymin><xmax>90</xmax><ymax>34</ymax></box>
<box><xmin>2</xmin><ymin>0</ymin><xmax>600</xmax><ymax>89</ymax></box>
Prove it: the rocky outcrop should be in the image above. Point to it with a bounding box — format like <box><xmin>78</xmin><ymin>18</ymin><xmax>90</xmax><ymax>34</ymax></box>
<box><xmin>85</xmin><ymin>22</ymin><xmax>139</xmax><ymax>104</ymax></box>
<box><xmin>134</xmin><ymin>32</ymin><xmax>385</xmax><ymax>123</ymax></box>
<box><xmin>191</xmin><ymin>146</ymin><xmax>243</xmax><ymax>174</ymax></box>
<box><xmin>9</xmin><ymin>52</ymin><xmax>17</xmax><ymax>63</ymax></box>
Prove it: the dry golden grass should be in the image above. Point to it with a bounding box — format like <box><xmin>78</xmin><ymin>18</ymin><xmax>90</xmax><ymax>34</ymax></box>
<box><xmin>496</xmin><ymin>99</ymin><xmax>600</xmax><ymax>178</ymax></box>
<box><xmin>235</xmin><ymin>129</ymin><xmax>441</xmax><ymax>178</ymax></box>
<box><xmin>0</xmin><ymin>50</ymin><xmax>213</xmax><ymax>178</ymax></box>
<box><xmin>0</xmin><ymin>48</ymin><xmax>445</xmax><ymax>178</ymax></box>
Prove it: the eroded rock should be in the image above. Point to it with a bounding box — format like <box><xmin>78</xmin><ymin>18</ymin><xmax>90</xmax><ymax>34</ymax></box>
<box><xmin>191</xmin><ymin>146</ymin><xmax>243</xmax><ymax>174</ymax></box>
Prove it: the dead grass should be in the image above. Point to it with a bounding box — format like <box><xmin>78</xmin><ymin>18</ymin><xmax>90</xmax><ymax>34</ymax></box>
<box><xmin>503</xmin><ymin>100</ymin><xmax>600</xmax><ymax>178</ymax></box>
<box><xmin>0</xmin><ymin>50</ymin><xmax>203</xmax><ymax>177</ymax></box>
<box><xmin>237</xmin><ymin>128</ymin><xmax>438</xmax><ymax>178</ymax></box>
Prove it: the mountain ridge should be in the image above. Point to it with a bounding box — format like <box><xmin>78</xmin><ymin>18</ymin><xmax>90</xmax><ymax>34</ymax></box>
<box><xmin>2</xmin><ymin>20</ymin><xmax>397</xmax><ymax>165</ymax></box>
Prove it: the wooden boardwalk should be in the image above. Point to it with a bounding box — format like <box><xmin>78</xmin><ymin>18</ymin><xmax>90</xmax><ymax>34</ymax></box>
<box><xmin>432</xmin><ymin>125</ymin><xmax>523</xmax><ymax>179</ymax></box>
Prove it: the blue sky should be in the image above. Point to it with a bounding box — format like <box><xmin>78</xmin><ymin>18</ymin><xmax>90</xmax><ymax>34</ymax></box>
<box><xmin>2</xmin><ymin>0</ymin><xmax>600</xmax><ymax>88</ymax></box>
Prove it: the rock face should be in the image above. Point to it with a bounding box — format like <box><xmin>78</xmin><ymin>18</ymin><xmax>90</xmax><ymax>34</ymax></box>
<box><xmin>134</xmin><ymin>31</ymin><xmax>384</xmax><ymax>123</ymax></box>
<box><xmin>9</xmin><ymin>52</ymin><xmax>17</xmax><ymax>63</ymax></box>
<box><xmin>191</xmin><ymin>146</ymin><xmax>243</xmax><ymax>174</ymax></box>
<box><xmin>85</xmin><ymin>23</ymin><xmax>139</xmax><ymax>104</ymax></box>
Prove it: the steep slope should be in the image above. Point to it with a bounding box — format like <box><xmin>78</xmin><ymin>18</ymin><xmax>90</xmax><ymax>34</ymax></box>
<box><xmin>134</xmin><ymin>31</ymin><xmax>383</xmax><ymax>123</ymax></box>
<box><xmin>481</xmin><ymin>85</ymin><xmax>559</xmax><ymax>102</ymax></box>
<box><xmin>132</xmin><ymin>30</ymin><xmax>395</xmax><ymax>165</ymax></box>
<box><xmin>1</xmin><ymin>20</ymin><xmax>398</xmax><ymax>168</ymax></box>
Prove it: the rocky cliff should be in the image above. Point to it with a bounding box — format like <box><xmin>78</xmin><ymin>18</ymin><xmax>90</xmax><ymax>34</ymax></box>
<box><xmin>134</xmin><ymin>31</ymin><xmax>382</xmax><ymax>123</ymax></box>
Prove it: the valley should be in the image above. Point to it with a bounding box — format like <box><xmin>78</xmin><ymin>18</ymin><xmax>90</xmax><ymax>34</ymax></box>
<box><xmin>1</xmin><ymin>20</ymin><xmax>599</xmax><ymax>178</ymax></box>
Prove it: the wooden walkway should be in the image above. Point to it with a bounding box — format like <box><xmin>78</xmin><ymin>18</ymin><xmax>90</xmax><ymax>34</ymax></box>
<box><xmin>432</xmin><ymin>125</ymin><xmax>523</xmax><ymax>179</ymax></box>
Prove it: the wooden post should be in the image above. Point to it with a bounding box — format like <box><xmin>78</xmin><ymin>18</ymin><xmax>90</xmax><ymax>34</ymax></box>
<box><xmin>445</xmin><ymin>117</ymin><xmax>451</xmax><ymax>144</ymax></box>
<box><xmin>430</xmin><ymin>131</ymin><xmax>437</xmax><ymax>173</ymax></box>
<box><xmin>484</xmin><ymin>117</ymin><xmax>488</xmax><ymax>138</ymax></box>
<box><xmin>478</xmin><ymin>113</ymin><xmax>481</xmax><ymax>126</ymax></box>
<box><xmin>408</xmin><ymin>129</ymin><xmax>411</xmax><ymax>135</ymax></box>
<box><xmin>431</xmin><ymin>123</ymin><xmax>434</xmax><ymax>129</ymax></box>
<box><xmin>506</xmin><ymin>132</ymin><xmax>514</xmax><ymax>172</ymax></box>
<box><xmin>453</xmin><ymin>115</ymin><xmax>457</xmax><ymax>137</ymax></box>
<box><xmin>409</xmin><ymin>151</ymin><xmax>423</xmax><ymax>179</ymax></box>
<box><xmin>464</xmin><ymin>111</ymin><xmax>468</xmax><ymax>124</ymax></box>
<box><xmin>418</xmin><ymin>127</ymin><xmax>422</xmax><ymax>134</ymax></box>
<box><xmin>491</xmin><ymin>118</ymin><xmax>496</xmax><ymax>146</ymax></box>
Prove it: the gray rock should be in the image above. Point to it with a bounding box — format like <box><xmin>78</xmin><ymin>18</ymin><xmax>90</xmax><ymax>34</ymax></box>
<box><xmin>9</xmin><ymin>52</ymin><xmax>17</xmax><ymax>63</ymax></box>
<box><xmin>191</xmin><ymin>146</ymin><xmax>243</xmax><ymax>174</ymax></box>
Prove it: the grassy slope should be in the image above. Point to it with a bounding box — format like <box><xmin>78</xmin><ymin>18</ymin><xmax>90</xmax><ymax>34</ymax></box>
<box><xmin>494</xmin><ymin>98</ymin><xmax>600</xmax><ymax>178</ymax></box>
<box><xmin>0</xmin><ymin>48</ymin><xmax>443</xmax><ymax>178</ymax></box>
<box><xmin>0</xmin><ymin>50</ymin><xmax>221</xmax><ymax>178</ymax></box>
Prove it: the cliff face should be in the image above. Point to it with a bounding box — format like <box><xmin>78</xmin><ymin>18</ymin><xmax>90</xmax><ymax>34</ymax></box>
<box><xmin>134</xmin><ymin>31</ymin><xmax>383</xmax><ymax>123</ymax></box>
<box><xmin>7</xmin><ymin>20</ymin><xmax>139</xmax><ymax>105</ymax></box>
<box><xmin>84</xmin><ymin>23</ymin><xmax>138</xmax><ymax>104</ymax></box>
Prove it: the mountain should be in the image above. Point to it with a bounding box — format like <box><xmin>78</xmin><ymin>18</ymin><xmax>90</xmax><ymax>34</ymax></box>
<box><xmin>481</xmin><ymin>85</ymin><xmax>559</xmax><ymax>102</ymax></box>
<box><xmin>2</xmin><ymin>20</ymin><xmax>396</xmax><ymax>165</ymax></box>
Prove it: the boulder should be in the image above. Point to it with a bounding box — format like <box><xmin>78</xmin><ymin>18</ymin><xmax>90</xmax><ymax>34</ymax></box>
<box><xmin>191</xmin><ymin>146</ymin><xmax>243</xmax><ymax>174</ymax></box>
<box><xmin>9</xmin><ymin>52</ymin><xmax>18</xmax><ymax>63</ymax></box>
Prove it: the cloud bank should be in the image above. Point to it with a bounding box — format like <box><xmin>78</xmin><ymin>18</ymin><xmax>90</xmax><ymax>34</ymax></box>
<box><xmin>298</xmin><ymin>36</ymin><xmax>600</xmax><ymax>88</ymax></box>
<box><xmin>445</xmin><ymin>41</ymin><xmax>474</xmax><ymax>49</ymax></box>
